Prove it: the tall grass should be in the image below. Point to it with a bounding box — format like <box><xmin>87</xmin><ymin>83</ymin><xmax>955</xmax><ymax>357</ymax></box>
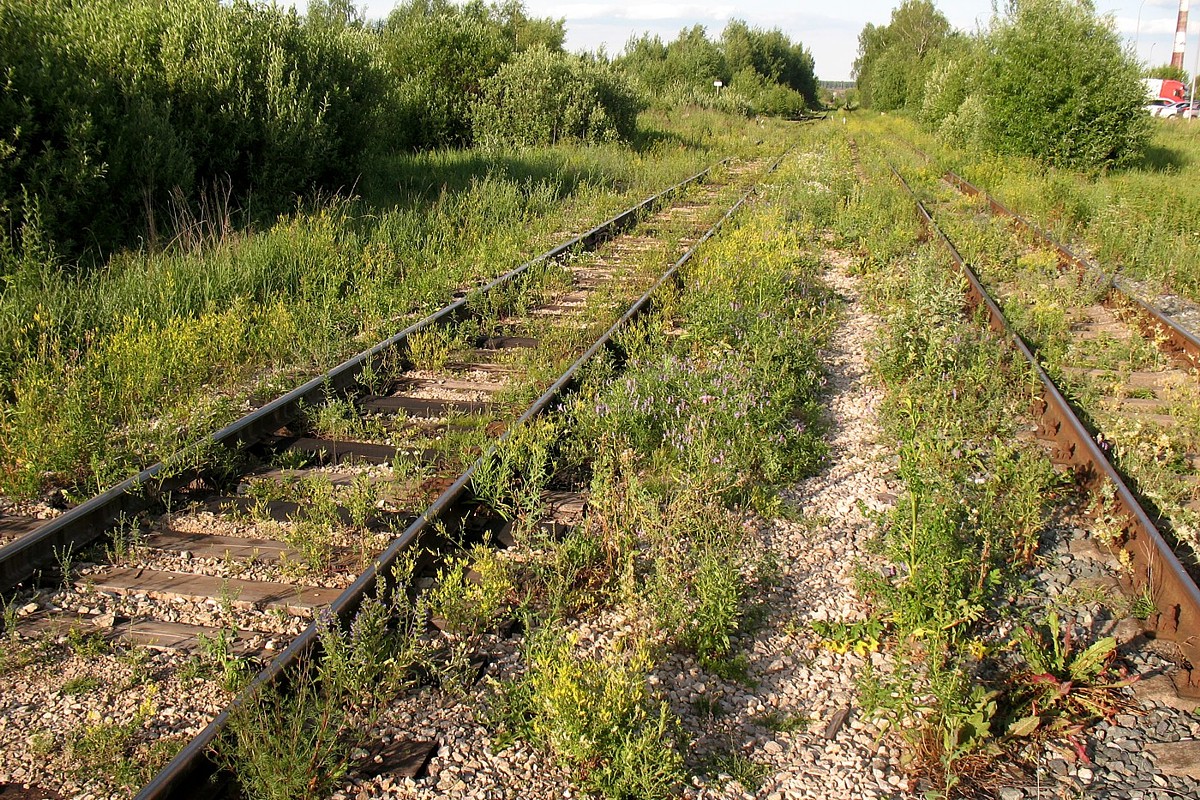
<box><xmin>874</xmin><ymin>113</ymin><xmax>1200</xmax><ymax>303</ymax></box>
<box><xmin>0</xmin><ymin>113</ymin><xmax>795</xmax><ymax>501</ymax></box>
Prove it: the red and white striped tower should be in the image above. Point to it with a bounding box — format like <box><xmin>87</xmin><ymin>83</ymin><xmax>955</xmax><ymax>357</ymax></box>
<box><xmin>1173</xmin><ymin>0</ymin><xmax>1190</xmax><ymax>71</ymax></box>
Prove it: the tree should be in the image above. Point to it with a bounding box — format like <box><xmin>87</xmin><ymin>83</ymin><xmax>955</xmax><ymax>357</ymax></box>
<box><xmin>618</xmin><ymin>22</ymin><xmax>816</xmax><ymax>115</ymax></box>
<box><xmin>379</xmin><ymin>0</ymin><xmax>565</xmax><ymax>148</ymax></box>
<box><xmin>981</xmin><ymin>0</ymin><xmax>1149</xmax><ymax>169</ymax></box>
<box><xmin>853</xmin><ymin>1</ymin><xmax>953</xmax><ymax>110</ymax></box>
<box><xmin>306</xmin><ymin>0</ymin><xmax>363</xmax><ymax>30</ymax></box>
<box><xmin>380</xmin><ymin>0</ymin><xmax>511</xmax><ymax>147</ymax></box>
<box><xmin>471</xmin><ymin>47</ymin><xmax>642</xmax><ymax>147</ymax></box>
<box><xmin>490</xmin><ymin>0</ymin><xmax>565</xmax><ymax>52</ymax></box>
<box><xmin>721</xmin><ymin>20</ymin><xmax>818</xmax><ymax>107</ymax></box>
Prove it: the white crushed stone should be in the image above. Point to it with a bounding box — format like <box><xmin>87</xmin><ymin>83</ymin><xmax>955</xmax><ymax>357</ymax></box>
<box><xmin>673</xmin><ymin>254</ymin><xmax>908</xmax><ymax>800</ymax></box>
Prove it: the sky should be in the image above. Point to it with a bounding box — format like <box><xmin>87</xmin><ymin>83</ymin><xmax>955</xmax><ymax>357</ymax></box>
<box><xmin>282</xmin><ymin>1</ymin><xmax>1200</xmax><ymax>81</ymax></box>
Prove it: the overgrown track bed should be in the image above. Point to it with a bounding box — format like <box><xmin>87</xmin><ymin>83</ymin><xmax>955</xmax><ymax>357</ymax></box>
<box><xmin>890</xmin><ymin>164</ymin><xmax>1200</xmax><ymax>699</ymax></box>
<box><xmin>0</xmin><ymin>157</ymin><xmax>773</xmax><ymax>800</ymax></box>
<box><xmin>898</xmin><ymin>141</ymin><xmax>1200</xmax><ymax>369</ymax></box>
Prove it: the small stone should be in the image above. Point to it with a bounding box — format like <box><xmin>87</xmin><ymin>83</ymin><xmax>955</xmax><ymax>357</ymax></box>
<box><xmin>1112</xmin><ymin>617</ymin><xmax>1145</xmax><ymax>646</ymax></box>
<box><xmin>764</xmin><ymin>741</ymin><xmax>783</xmax><ymax>755</ymax></box>
<box><xmin>998</xmin><ymin>788</ymin><xmax>1023</xmax><ymax>800</ymax></box>
<box><xmin>824</xmin><ymin>707</ymin><xmax>851</xmax><ymax>739</ymax></box>
<box><xmin>92</xmin><ymin>612</ymin><xmax>116</xmax><ymax>629</ymax></box>
<box><xmin>18</xmin><ymin>602</ymin><xmax>37</xmax><ymax>616</ymax></box>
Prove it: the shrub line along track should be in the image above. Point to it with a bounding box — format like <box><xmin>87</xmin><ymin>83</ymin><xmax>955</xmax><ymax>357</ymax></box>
<box><xmin>888</xmin><ymin>163</ymin><xmax>1200</xmax><ymax>698</ymax></box>
<box><xmin>0</xmin><ymin>153</ymin><xmax>783</xmax><ymax>799</ymax></box>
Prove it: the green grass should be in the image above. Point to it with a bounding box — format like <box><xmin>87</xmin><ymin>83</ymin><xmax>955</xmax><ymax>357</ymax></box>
<box><xmin>842</xmin><ymin>118</ymin><xmax>1145</xmax><ymax>794</ymax></box>
<box><xmin>479</xmin><ymin>124</ymin><xmax>848</xmax><ymax>798</ymax></box>
<box><xmin>914</xmin><ymin>152</ymin><xmax>1200</xmax><ymax>561</ymax></box>
<box><xmin>878</xmin><ymin>112</ymin><xmax>1200</xmax><ymax>304</ymax></box>
<box><xmin>0</xmin><ymin>110</ymin><xmax>797</xmax><ymax>502</ymax></box>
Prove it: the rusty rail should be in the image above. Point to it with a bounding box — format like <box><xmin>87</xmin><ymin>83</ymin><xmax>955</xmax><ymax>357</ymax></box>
<box><xmin>132</xmin><ymin>156</ymin><xmax>784</xmax><ymax>800</ymax></box>
<box><xmin>0</xmin><ymin>160</ymin><xmax>729</xmax><ymax>595</ymax></box>
<box><xmin>891</xmin><ymin>165</ymin><xmax>1200</xmax><ymax>697</ymax></box>
<box><xmin>942</xmin><ymin>171</ymin><xmax>1200</xmax><ymax>372</ymax></box>
<box><xmin>890</xmin><ymin>133</ymin><xmax>1200</xmax><ymax>373</ymax></box>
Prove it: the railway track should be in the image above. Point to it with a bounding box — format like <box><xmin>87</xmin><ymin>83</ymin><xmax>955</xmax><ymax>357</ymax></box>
<box><xmin>886</xmin><ymin>157</ymin><xmax>1200</xmax><ymax>700</ymax></box>
<box><xmin>0</xmin><ymin>155</ymin><xmax>779</xmax><ymax>799</ymax></box>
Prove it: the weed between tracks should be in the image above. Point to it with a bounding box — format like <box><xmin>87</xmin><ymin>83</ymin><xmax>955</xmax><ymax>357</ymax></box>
<box><xmin>840</xmin><ymin>127</ymin><xmax>1143</xmax><ymax>796</ymax></box>
<box><xmin>209</xmin><ymin>134</ymin><xmax>841</xmax><ymax>800</ymax></box>
<box><xmin>931</xmin><ymin>184</ymin><xmax>1200</xmax><ymax>564</ymax></box>
<box><xmin>878</xmin><ymin>114</ymin><xmax>1200</xmax><ymax>305</ymax></box>
<box><xmin>478</xmin><ymin>138</ymin><xmax>844</xmax><ymax>796</ymax></box>
<box><xmin>217</xmin><ymin>558</ymin><xmax>434</xmax><ymax>800</ymax></box>
<box><xmin>0</xmin><ymin>112</ymin><xmax>788</xmax><ymax>504</ymax></box>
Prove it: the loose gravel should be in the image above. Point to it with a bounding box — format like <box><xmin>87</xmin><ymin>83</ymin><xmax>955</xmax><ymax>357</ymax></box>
<box><xmin>331</xmin><ymin>248</ymin><xmax>910</xmax><ymax>800</ymax></box>
<box><xmin>7</xmin><ymin>240</ymin><xmax>1200</xmax><ymax>800</ymax></box>
<box><xmin>668</xmin><ymin>254</ymin><xmax>905</xmax><ymax>800</ymax></box>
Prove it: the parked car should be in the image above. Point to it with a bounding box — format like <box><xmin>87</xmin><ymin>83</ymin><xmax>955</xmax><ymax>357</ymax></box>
<box><xmin>1144</xmin><ymin>98</ymin><xmax>1174</xmax><ymax>115</ymax></box>
<box><xmin>1158</xmin><ymin>101</ymin><xmax>1191</xmax><ymax>118</ymax></box>
<box><xmin>1183</xmin><ymin>103</ymin><xmax>1200</xmax><ymax>119</ymax></box>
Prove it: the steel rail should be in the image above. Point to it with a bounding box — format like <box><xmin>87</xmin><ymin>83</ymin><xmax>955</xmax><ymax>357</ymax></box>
<box><xmin>893</xmin><ymin>136</ymin><xmax>1200</xmax><ymax>372</ymax></box>
<box><xmin>891</xmin><ymin>165</ymin><xmax>1200</xmax><ymax>697</ymax></box>
<box><xmin>133</xmin><ymin>155</ymin><xmax>782</xmax><ymax>800</ymax></box>
<box><xmin>0</xmin><ymin>160</ymin><xmax>729</xmax><ymax>594</ymax></box>
<box><xmin>941</xmin><ymin>171</ymin><xmax>1200</xmax><ymax>371</ymax></box>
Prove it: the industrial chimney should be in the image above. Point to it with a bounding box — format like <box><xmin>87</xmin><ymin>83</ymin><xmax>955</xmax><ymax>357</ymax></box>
<box><xmin>1173</xmin><ymin>0</ymin><xmax>1190</xmax><ymax>70</ymax></box>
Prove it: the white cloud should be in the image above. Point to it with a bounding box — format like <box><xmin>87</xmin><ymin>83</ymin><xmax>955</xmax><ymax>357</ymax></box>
<box><xmin>286</xmin><ymin>1</ymin><xmax>1182</xmax><ymax>80</ymax></box>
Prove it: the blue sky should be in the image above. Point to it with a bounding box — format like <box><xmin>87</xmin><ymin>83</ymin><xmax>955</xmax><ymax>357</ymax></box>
<box><xmin>283</xmin><ymin>1</ymin><xmax>1200</xmax><ymax>81</ymax></box>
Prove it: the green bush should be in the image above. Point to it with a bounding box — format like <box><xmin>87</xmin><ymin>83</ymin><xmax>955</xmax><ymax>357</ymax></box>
<box><xmin>0</xmin><ymin>0</ymin><xmax>395</xmax><ymax>265</ymax></box>
<box><xmin>380</xmin><ymin>2</ymin><xmax>513</xmax><ymax>148</ymax></box>
<box><xmin>981</xmin><ymin>0</ymin><xmax>1149</xmax><ymax>170</ymax></box>
<box><xmin>727</xmin><ymin>68</ymin><xmax>808</xmax><ymax>118</ymax></box>
<box><xmin>472</xmin><ymin>47</ymin><xmax>643</xmax><ymax>147</ymax></box>
<box><xmin>919</xmin><ymin>46</ymin><xmax>980</xmax><ymax>131</ymax></box>
<box><xmin>619</xmin><ymin>21</ymin><xmax>816</xmax><ymax>114</ymax></box>
<box><xmin>852</xmin><ymin>1</ymin><xmax>955</xmax><ymax>111</ymax></box>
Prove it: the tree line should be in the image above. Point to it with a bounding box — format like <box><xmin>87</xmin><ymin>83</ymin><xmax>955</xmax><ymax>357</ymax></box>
<box><xmin>0</xmin><ymin>0</ymin><xmax>818</xmax><ymax>272</ymax></box>
<box><xmin>854</xmin><ymin>0</ymin><xmax>1149</xmax><ymax>171</ymax></box>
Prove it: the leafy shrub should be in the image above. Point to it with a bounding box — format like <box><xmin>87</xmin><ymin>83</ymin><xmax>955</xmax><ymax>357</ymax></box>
<box><xmin>919</xmin><ymin>47</ymin><xmax>980</xmax><ymax>131</ymax></box>
<box><xmin>380</xmin><ymin>1</ymin><xmax>512</xmax><ymax>149</ymax></box>
<box><xmin>0</xmin><ymin>0</ymin><xmax>395</xmax><ymax>265</ymax></box>
<box><xmin>727</xmin><ymin>68</ymin><xmax>808</xmax><ymax>118</ymax></box>
<box><xmin>618</xmin><ymin>22</ymin><xmax>817</xmax><ymax>115</ymax></box>
<box><xmin>378</xmin><ymin>0</ymin><xmax>568</xmax><ymax>149</ymax></box>
<box><xmin>981</xmin><ymin>0</ymin><xmax>1150</xmax><ymax>170</ymax></box>
<box><xmin>472</xmin><ymin>47</ymin><xmax>643</xmax><ymax>147</ymax></box>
